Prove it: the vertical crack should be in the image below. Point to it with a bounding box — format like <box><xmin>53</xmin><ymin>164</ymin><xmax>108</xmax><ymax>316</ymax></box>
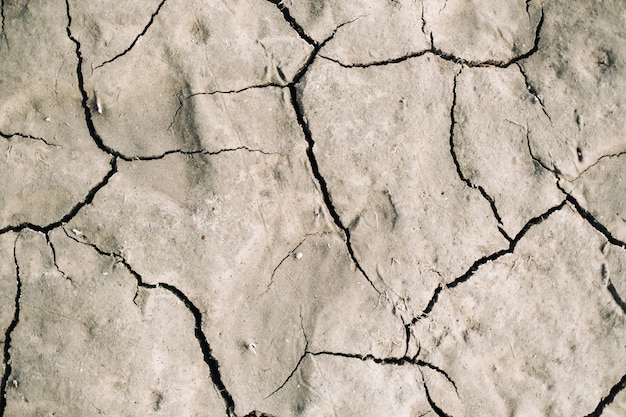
<box><xmin>288</xmin><ymin>84</ymin><xmax>380</xmax><ymax>294</ymax></box>
<box><xmin>516</xmin><ymin>63</ymin><xmax>551</xmax><ymax>122</ymax></box>
<box><xmin>606</xmin><ymin>280</ymin><xmax>626</xmax><ymax>315</ymax></box>
<box><xmin>0</xmin><ymin>236</ymin><xmax>22</xmax><ymax>416</ymax></box>
<box><xmin>64</xmin><ymin>0</ymin><xmax>123</xmax><ymax>158</ymax></box>
<box><xmin>157</xmin><ymin>282</ymin><xmax>237</xmax><ymax>416</ymax></box>
<box><xmin>284</xmin><ymin>21</ymin><xmax>380</xmax><ymax>294</ymax></box>
<box><xmin>421</xmin><ymin>370</ymin><xmax>453</xmax><ymax>417</ymax></box>
<box><xmin>448</xmin><ymin>68</ymin><xmax>512</xmax><ymax>242</ymax></box>
<box><xmin>583</xmin><ymin>373</ymin><xmax>626</xmax><ymax>417</ymax></box>
<box><xmin>94</xmin><ymin>0</ymin><xmax>168</xmax><ymax>69</ymax></box>
<box><xmin>45</xmin><ymin>233</ymin><xmax>67</xmax><ymax>278</ymax></box>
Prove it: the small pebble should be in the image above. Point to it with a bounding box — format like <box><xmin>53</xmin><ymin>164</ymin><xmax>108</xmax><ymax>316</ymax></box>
<box><xmin>295</xmin><ymin>252</ymin><xmax>303</xmax><ymax>259</ymax></box>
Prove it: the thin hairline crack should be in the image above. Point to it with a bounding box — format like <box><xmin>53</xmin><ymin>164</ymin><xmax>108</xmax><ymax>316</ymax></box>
<box><xmin>94</xmin><ymin>0</ymin><xmax>167</xmax><ymax>69</ymax></box>
<box><xmin>265</xmin><ymin>346</ymin><xmax>458</xmax><ymax>415</ymax></box>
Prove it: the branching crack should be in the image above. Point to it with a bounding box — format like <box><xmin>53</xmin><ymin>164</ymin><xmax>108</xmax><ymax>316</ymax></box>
<box><xmin>62</xmin><ymin>230</ymin><xmax>237</xmax><ymax>417</ymax></box>
<box><xmin>94</xmin><ymin>0</ymin><xmax>167</xmax><ymax>69</ymax></box>
<box><xmin>0</xmin><ymin>157</ymin><xmax>117</xmax><ymax>234</ymax></box>
<box><xmin>411</xmin><ymin>200</ymin><xmax>567</xmax><ymax>325</ymax></box>
<box><xmin>283</xmin><ymin>22</ymin><xmax>381</xmax><ymax>295</ymax></box>
<box><xmin>266</xmin><ymin>345</ymin><xmax>458</xmax><ymax>405</ymax></box>
<box><xmin>324</xmin><ymin>8</ymin><xmax>544</xmax><ymax>69</ymax></box>
<box><xmin>0</xmin><ymin>131</ymin><xmax>59</xmax><ymax>147</ymax></box>
<box><xmin>583</xmin><ymin>373</ymin><xmax>626</xmax><ymax>417</ymax></box>
<box><xmin>448</xmin><ymin>68</ymin><xmax>511</xmax><ymax>242</ymax></box>
<box><xmin>0</xmin><ymin>236</ymin><xmax>22</xmax><ymax>416</ymax></box>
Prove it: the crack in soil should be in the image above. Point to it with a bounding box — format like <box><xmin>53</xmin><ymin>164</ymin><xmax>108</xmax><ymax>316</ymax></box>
<box><xmin>266</xmin><ymin>345</ymin><xmax>458</xmax><ymax>416</ymax></box>
<box><xmin>448</xmin><ymin>67</ymin><xmax>512</xmax><ymax>242</ymax></box>
<box><xmin>0</xmin><ymin>131</ymin><xmax>60</xmax><ymax>147</ymax></box>
<box><xmin>516</xmin><ymin>63</ymin><xmax>552</xmax><ymax>122</ymax></box>
<box><xmin>62</xmin><ymin>230</ymin><xmax>238</xmax><ymax>417</ymax></box>
<box><xmin>421</xmin><ymin>369</ymin><xmax>453</xmax><ymax>417</ymax></box>
<box><xmin>584</xmin><ymin>373</ymin><xmax>626</xmax><ymax>417</ymax></box>
<box><xmin>317</xmin><ymin>8</ymin><xmax>544</xmax><ymax>69</ymax></box>
<box><xmin>0</xmin><ymin>157</ymin><xmax>117</xmax><ymax>235</ymax></box>
<box><xmin>94</xmin><ymin>0</ymin><xmax>168</xmax><ymax>69</ymax></box>
<box><xmin>0</xmin><ymin>236</ymin><xmax>22</xmax><ymax>416</ymax></box>
<box><xmin>265</xmin><ymin>0</ymin><xmax>317</xmax><ymax>47</ymax></box>
<box><xmin>411</xmin><ymin>199</ymin><xmax>567</xmax><ymax>325</ymax></box>
<box><xmin>169</xmin><ymin>83</ymin><xmax>282</xmax><ymax>131</ymax></box>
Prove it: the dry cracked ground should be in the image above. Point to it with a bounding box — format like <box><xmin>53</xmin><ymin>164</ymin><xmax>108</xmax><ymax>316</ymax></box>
<box><xmin>0</xmin><ymin>0</ymin><xmax>625</xmax><ymax>416</ymax></box>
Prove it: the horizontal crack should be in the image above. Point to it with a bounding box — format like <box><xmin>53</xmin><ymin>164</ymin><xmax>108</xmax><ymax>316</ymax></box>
<box><xmin>168</xmin><ymin>83</ymin><xmax>282</xmax><ymax>131</ymax></box>
<box><xmin>431</xmin><ymin>8</ymin><xmax>544</xmax><ymax>68</ymax></box>
<box><xmin>62</xmin><ymin>230</ymin><xmax>237</xmax><ymax>417</ymax></box>
<box><xmin>94</xmin><ymin>0</ymin><xmax>167</xmax><ymax>69</ymax></box>
<box><xmin>0</xmin><ymin>131</ymin><xmax>59</xmax><ymax>147</ymax></box>
<box><xmin>321</xmin><ymin>8</ymin><xmax>543</xmax><ymax>69</ymax></box>
<box><xmin>0</xmin><ymin>235</ymin><xmax>22</xmax><ymax>416</ymax></box>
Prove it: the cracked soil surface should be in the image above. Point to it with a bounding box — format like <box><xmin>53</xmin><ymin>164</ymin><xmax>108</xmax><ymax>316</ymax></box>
<box><xmin>1</xmin><ymin>0</ymin><xmax>625</xmax><ymax>416</ymax></box>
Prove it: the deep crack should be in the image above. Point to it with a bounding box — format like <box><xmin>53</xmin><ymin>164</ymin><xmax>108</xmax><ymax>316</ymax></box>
<box><xmin>421</xmin><ymin>370</ymin><xmax>453</xmax><ymax>417</ymax></box>
<box><xmin>0</xmin><ymin>236</ymin><xmax>21</xmax><ymax>416</ymax></box>
<box><xmin>583</xmin><ymin>373</ymin><xmax>626</xmax><ymax>417</ymax></box>
<box><xmin>95</xmin><ymin>0</ymin><xmax>167</xmax><ymax>69</ymax></box>
<box><xmin>564</xmin><ymin>193</ymin><xmax>626</xmax><ymax>249</ymax></box>
<box><xmin>265</xmin><ymin>0</ymin><xmax>317</xmax><ymax>47</ymax></box>
<box><xmin>62</xmin><ymin>231</ymin><xmax>237</xmax><ymax>417</ymax></box>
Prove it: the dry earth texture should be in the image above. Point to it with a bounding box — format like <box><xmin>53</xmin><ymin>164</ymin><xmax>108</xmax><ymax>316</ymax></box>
<box><xmin>1</xmin><ymin>0</ymin><xmax>625</xmax><ymax>416</ymax></box>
